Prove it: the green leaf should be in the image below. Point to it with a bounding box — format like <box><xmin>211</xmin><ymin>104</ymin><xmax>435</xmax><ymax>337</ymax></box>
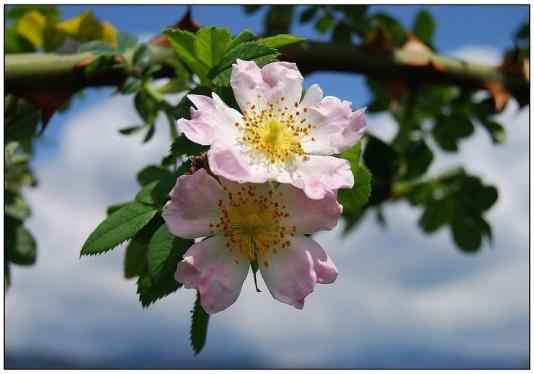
<box><xmin>190</xmin><ymin>291</ymin><xmax>210</xmax><ymax>355</ymax></box>
<box><xmin>137</xmin><ymin>264</ymin><xmax>181</xmax><ymax>307</ymax></box>
<box><xmin>339</xmin><ymin>165</ymin><xmax>372</xmax><ymax>211</ymax></box>
<box><xmin>106</xmin><ymin>201</ymin><xmax>131</xmax><ymax>216</ymax></box>
<box><xmin>209</xmin><ymin>42</ymin><xmax>278</xmax><ymax>86</ymax></box>
<box><xmin>432</xmin><ymin>113</ymin><xmax>474</xmax><ymax>152</ymax></box>
<box><xmin>7</xmin><ymin>225</ymin><xmax>36</xmax><ymax>266</ymax></box>
<box><xmin>412</xmin><ymin>9</ymin><xmax>436</xmax><ymax>45</ymax></box>
<box><xmin>147</xmin><ymin>225</ymin><xmax>190</xmax><ymax>282</ymax></box>
<box><xmin>419</xmin><ymin>198</ymin><xmax>454</xmax><ymax>233</ymax></box>
<box><xmin>451</xmin><ymin>212</ymin><xmax>483</xmax><ymax>252</ymax></box>
<box><xmin>163</xmin><ymin>28</ymin><xmax>209</xmax><ymax>83</ymax></box>
<box><xmin>81</xmin><ymin>202</ymin><xmax>158</xmax><ymax>256</ymax></box>
<box><xmin>5</xmin><ymin>193</ymin><xmax>30</xmax><ymax>221</ymax></box>
<box><xmin>299</xmin><ymin>7</ymin><xmax>318</xmax><ymax>23</ymax></box>
<box><xmin>134</xmin><ymin>90</ymin><xmax>159</xmax><ymax>125</ymax></box>
<box><xmin>116</xmin><ymin>31</ymin><xmax>138</xmax><ymax>53</ymax></box>
<box><xmin>339</xmin><ymin>141</ymin><xmax>362</xmax><ymax>171</ymax></box>
<box><xmin>403</xmin><ymin>140</ymin><xmax>434</xmax><ymax>180</ymax></box>
<box><xmin>194</xmin><ymin>27</ymin><xmax>232</xmax><ymax>68</ymax></box>
<box><xmin>5</xmin><ymin>100</ymin><xmax>40</xmax><ymax>142</ymax></box>
<box><xmin>227</xmin><ymin>29</ymin><xmax>256</xmax><ymax>51</ymax></box>
<box><xmin>315</xmin><ymin>13</ymin><xmax>335</xmax><ymax>34</ymax></box>
<box><xmin>119</xmin><ymin>76</ymin><xmax>142</xmax><ymax>94</ymax></box>
<box><xmin>265</xmin><ymin>5</ymin><xmax>294</xmax><ymax>34</ymax></box>
<box><xmin>407</xmin><ymin>183</ymin><xmax>434</xmax><ymax>205</ymax></box>
<box><xmin>135</xmin><ymin>174</ymin><xmax>176</xmax><ymax>207</ymax></box>
<box><xmin>124</xmin><ymin>239</ymin><xmax>147</xmax><ymax>279</ymax></box>
<box><xmin>78</xmin><ymin>40</ymin><xmax>115</xmax><ymax>55</ymax></box>
<box><xmin>137</xmin><ymin>165</ymin><xmax>173</xmax><ymax>186</ymax></box>
<box><xmin>332</xmin><ymin>21</ymin><xmax>352</xmax><ymax>44</ymax></box>
<box><xmin>256</xmin><ymin>34</ymin><xmax>304</xmax><ymax>48</ymax></box>
<box><xmin>118</xmin><ymin>125</ymin><xmax>144</xmax><ymax>135</ymax></box>
<box><xmin>480</xmin><ymin>119</ymin><xmax>507</xmax><ymax>145</ymax></box>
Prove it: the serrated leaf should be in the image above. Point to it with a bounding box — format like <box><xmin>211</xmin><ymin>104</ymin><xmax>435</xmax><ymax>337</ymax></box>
<box><xmin>137</xmin><ymin>165</ymin><xmax>173</xmax><ymax>187</ymax></box>
<box><xmin>227</xmin><ymin>29</ymin><xmax>255</xmax><ymax>51</ymax></box>
<box><xmin>256</xmin><ymin>34</ymin><xmax>304</xmax><ymax>48</ymax></box>
<box><xmin>339</xmin><ymin>141</ymin><xmax>362</xmax><ymax>171</ymax></box>
<box><xmin>124</xmin><ymin>239</ymin><xmax>147</xmax><ymax>279</ymax></box>
<box><xmin>135</xmin><ymin>174</ymin><xmax>176</xmax><ymax>207</ymax></box>
<box><xmin>147</xmin><ymin>225</ymin><xmax>190</xmax><ymax>282</ymax></box>
<box><xmin>194</xmin><ymin>27</ymin><xmax>232</xmax><ymax>67</ymax></box>
<box><xmin>190</xmin><ymin>291</ymin><xmax>210</xmax><ymax>355</ymax></box>
<box><xmin>339</xmin><ymin>165</ymin><xmax>372</xmax><ymax>211</ymax></box>
<box><xmin>208</xmin><ymin>41</ymin><xmax>278</xmax><ymax>84</ymax></box>
<box><xmin>137</xmin><ymin>264</ymin><xmax>181</xmax><ymax>307</ymax></box>
<box><xmin>163</xmin><ymin>28</ymin><xmax>209</xmax><ymax>83</ymax></box>
<box><xmin>81</xmin><ymin>202</ymin><xmax>158</xmax><ymax>256</ymax></box>
<box><xmin>412</xmin><ymin>9</ymin><xmax>435</xmax><ymax>45</ymax></box>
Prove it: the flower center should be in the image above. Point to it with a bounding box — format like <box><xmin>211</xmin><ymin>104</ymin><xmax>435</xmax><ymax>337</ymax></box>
<box><xmin>208</xmin><ymin>184</ymin><xmax>297</xmax><ymax>267</ymax></box>
<box><xmin>237</xmin><ymin>97</ymin><xmax>316</xmax><ymax>164</ymax></box>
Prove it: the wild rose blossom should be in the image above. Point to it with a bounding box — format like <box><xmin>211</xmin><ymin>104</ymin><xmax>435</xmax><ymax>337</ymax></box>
<box><xmin>163</xmin><ymin>169</ymin><xmax>341</xmax><ymax>314</ymax></box>
<box><xmin>177</xmin><ymin>59</ymin><xmax>366</xmax><ymax>200</ymax></box>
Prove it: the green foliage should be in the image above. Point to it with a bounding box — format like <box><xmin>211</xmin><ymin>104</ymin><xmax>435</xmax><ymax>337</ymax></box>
<box><xmin>405</xmin><ymin>167</ymin><xmax>498</xmax><ymax>252</ymax></box>
<box><xmin>147</xmin><ymin>225</ymin><xmax>190</xmax><ymax>282</ymax></box>
<box><xmin>194</xmin><ymin>27</ymin><xmax>232</xmax><ymax>67</ymax></box>
<box><xmin>338</xmin><ymin>141</ymin><xmax>372</xmax><ymax>231</ymax></box>
<box><xmin>124</xmin><ymin>239</ymin><xmax>147</xmax><ymax>279</ymax></box>
<box><xmin>209</xmin><ymin>42</ymin><xmax>279</xmax><ymax>86</ymax></box>
<box><xmin>190</xmin><ymin>291</ymin><xmax>210</xmax><ymax>355</ymax></box>
<box><xmin>80</xmin><ymin>202</ymin><xmax>158</xmax><ymax>256</ymax></box>
<box><xmin>256</xmin><ymin>34</ymin><xmax>304</xmax><ymax>48</ymax></box>
<box><xmin>412</xmin><ymin>9</ymin><xmax>436</xmax><ymax>45</ymax></box>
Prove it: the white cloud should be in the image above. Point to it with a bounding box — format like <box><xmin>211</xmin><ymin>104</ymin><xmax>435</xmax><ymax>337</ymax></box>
<box><xmin>5</xmin><ymin>45</ymin><xmax>529</xmax><ymax>368</ymax></box>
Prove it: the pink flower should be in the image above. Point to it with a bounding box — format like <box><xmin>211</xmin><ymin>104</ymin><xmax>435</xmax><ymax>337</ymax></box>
<box><xmin>177</xmin><ymin>59</ymin><xmax>366</xmax><ymax>200</ymax></box>
<box><xmin>162</xmin><ymin>169</ymin><xmax>341</xmax><ymax>314</ymax></box>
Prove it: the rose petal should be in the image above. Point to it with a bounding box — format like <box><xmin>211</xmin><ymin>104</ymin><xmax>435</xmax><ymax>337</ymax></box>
<box><xmin>177</xmin><ymin>92</ymin><xmax>242</xmax><ymax>146</ymax></box>
<box><xmin>230</xmin><ymin>59</ymin><xmax>303</xmax><ymax>112</ymax></box>
<box><xmin>293</xmin><ymin>155</ymin><xmax>354</xmax><ymax>200</ymax></box>
<box><xmin>301</xmin><ymin>97</ymin><xmax>366</xmax><ymax>155</ymax></box>
<box><xmin>277</xmin><ymin>184</ymin><xmax>342</xmax><ymax>234</ymax></box>
<box><xmin>259</xmin><ymin>236</ymin><xmax>338</xmax><ymax>309</ymax></box>
<box><xmin>163</xmin><ymin>169</ymin><xmax>225</xmax><ymax>239</ymax></box>
<box><xmin>300</xmin><ymin>84</ymin><xmax>323</xmax><ymax>107</ymax></box>
<box><xmin>207</xmin><ymin>142</ymin><xmax>269</xmax><ymax>184</ymax></box>
<box><xmin>175</xmin><ymin>236</ymin><xmax>249</xmax><ymax>314</ymax></box>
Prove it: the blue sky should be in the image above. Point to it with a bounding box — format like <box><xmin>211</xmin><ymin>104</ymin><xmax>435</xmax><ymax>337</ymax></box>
<box><xmin>5</xmin><ymin>5</ymin><xmax>529</xmax><ymax>369</ymax></box>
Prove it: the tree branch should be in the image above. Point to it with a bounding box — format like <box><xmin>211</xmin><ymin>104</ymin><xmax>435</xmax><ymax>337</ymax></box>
<box><xmin>5</xmin><ymin>41</ymin><xmax>528</xmax><ymax>104</ymax></box>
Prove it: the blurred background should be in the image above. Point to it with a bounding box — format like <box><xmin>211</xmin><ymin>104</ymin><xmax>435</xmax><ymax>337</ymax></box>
<box><xmin>5</xmin><ymin>4</ymin><xmax>529</xmax><ymax>369</ymax></box>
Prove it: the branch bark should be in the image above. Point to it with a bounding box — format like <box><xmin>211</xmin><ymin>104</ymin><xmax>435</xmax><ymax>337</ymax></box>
<box><xmin>5</xmin><ymin>41</ymin><xmax>529</xmax><ymax>104</ymax></box>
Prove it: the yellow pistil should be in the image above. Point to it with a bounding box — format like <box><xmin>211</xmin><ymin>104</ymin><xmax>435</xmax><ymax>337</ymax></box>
<box><xmin>239</xmin><ymin>97</ymin><xmax>317</xmax><ymax>164</ymax></box>
<box><xmin>208</xmin><ymin>184</ymin><xmax>293</xmax><ymax>265</ymax></box>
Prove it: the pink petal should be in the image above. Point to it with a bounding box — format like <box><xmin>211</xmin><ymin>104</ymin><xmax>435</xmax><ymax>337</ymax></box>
<box><xmin>230</xmin><ymin>59</ymin><xmax>303</xmax><ymax>112</ymax></box>
<box><xmin>163</xmin><ymin>169</ymin><xmax>225</xmax><ymax>239</ymax></box>
<box><xmin>259</xmin><ymin>236</ymin><xmax>338</xmax><ymax>309</ymax></box>
<box><xmin>277</xmin><ymin>184</ymin><xmax>342</xmax><ymax>234</ymax></box>
<box><xmin>177</xmin><ymin>93</ymin><xmax>242</xmax><ymax>146</ymax></box>
<box><xmin>300</xmin><ymin>84</ymin><xmax>323</xmax><ymax>107</ymax></box>
<box><xmin>301</xmin><ymin>96</ymin><xmax>366</xmax><ymax>155</ymax></box>
<box><xmin>293</xmin><ymin>155</ymin><xmax>354</xmax><ymax>200</ymax></box>
<box><xmin>207</xmin><ymin>143</ymin><xmax>269</xmax><ymax>184</ymax></box>
<box><xmin>175</xmin><ymin>236</ymin><xmax>249</xmax><ymax>314</ymax></box>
